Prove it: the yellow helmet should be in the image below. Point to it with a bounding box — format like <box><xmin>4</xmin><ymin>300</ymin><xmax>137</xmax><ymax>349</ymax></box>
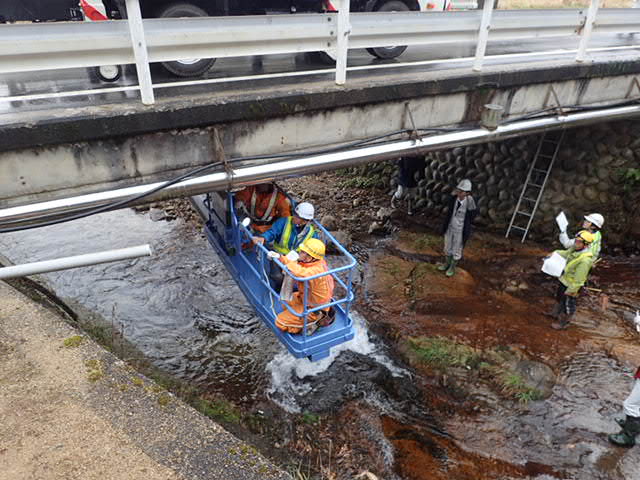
<box><xmin>300</xmin><ymin>238</ymin><xmax>326</xmax><ymax>260</ymax></box>
<box><xmin>575</xmin><ymin>230</ymin><xmax>595</xmax><ymax>244</ymax></box>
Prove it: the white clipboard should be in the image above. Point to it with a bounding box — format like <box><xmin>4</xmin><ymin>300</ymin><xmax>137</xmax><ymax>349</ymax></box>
<box><xmin>542</xmin><ymin>252</ymin><xmax>566</xmax><ymax>277</ymax></box>
<box><xmin>556</xmin><ymin>211</ymin><xmax>568</xmax><ymax>233</ymax></box>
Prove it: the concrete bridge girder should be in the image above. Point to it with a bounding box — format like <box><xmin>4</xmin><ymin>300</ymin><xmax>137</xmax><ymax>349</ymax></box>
<box><xmin>2</xmin><ymin>66</ymin><xmax>640</xmax><ymax>209</ymax></box>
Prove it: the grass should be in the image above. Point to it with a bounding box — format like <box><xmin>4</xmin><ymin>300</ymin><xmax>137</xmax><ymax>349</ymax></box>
<box><xmin>412</xmin><ymin>233</ymin><xmax>440</xmax><ymax>251</ymax></box>
<box><xmin>301</xmin><ymin>412</ymin><xmax>321</xmax><ymax>425</ymax></box>
<box><xmin>408</xmin><ymin>336</ymin><xmax>543</xmax><ymax>403</ymax></box>
<box><xmin>84</xmin><ymin>358</ymin><xmax>104</xmax><ymax>383</ymax></box>
<box><xmin>195</xmin><ymin>397</ymin><xmax>242</xmax><ymax>423</ymax></box>
<box><xmin>62</xmin><ymin>335</ymin><xmax>83</xmax><ymax>348</ymax></box>
<box><xmin>408</xmin><ymin>336</ymin><xmax>481</xmax><ymax>370</ymax></box>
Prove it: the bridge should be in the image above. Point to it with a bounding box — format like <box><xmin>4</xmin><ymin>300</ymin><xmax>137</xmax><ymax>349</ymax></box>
<box><xmin>1</xmin><ymin>1</ymin><xmax>639</xmax><ymax>227</ymax></box>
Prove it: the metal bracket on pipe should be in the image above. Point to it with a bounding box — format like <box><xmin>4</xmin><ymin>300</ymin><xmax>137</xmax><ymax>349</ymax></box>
<box><xmin>211</xmin><ymin>128</ymin><xmax>233</xmax><ymax>190</ymax></box>
<box><xmin>403</xmin><ymin>102</ymin><xmax>420</xmax><ymax>141</ymax></box>
<box><xmin>625</xmin><ymin>77</ymin><xmax>640</xmax><ymax>99</ymax></box>
<box><xmin>543</xmin><ymin>85</ymin><xmax>565</xmax><ymax>116</ymax></box>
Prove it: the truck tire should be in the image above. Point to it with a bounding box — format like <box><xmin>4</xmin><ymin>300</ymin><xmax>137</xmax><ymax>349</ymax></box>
<box><xmin>158</xmin><ymin>3</ymin><xmax>216</xmax><ymax>77</ymax></box>
<box><xmin>366</xmin><ymin>0</ymin><xmax>409</xmax><ymax>59</ymax></box>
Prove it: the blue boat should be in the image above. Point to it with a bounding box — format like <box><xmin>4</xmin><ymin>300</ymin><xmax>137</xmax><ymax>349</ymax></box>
<box><xmin>191</xmin><ymin>192</ymin><xmax>357</xmax><ymax>362</ymax></box>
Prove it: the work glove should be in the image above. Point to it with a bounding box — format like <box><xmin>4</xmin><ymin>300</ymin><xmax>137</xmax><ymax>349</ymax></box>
<box><xmin>286</xmin><ymin>250</ymin><xmax>299</xmax><ymax>262</ymax></box>
<box><xmin>267</xmin><ymin>251</ymin><xmax>280</xmax><ymax>260</ymax></box>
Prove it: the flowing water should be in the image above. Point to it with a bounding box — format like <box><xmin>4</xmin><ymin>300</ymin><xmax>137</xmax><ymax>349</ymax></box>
<box><xmin>0</xmin><ymin>209</ymin><xmax>404</xmax><ymax>410</ymax></box>
<box><xmin>4</xmin><ymin>209</ymin><xmax>640</xmax><ymax>479</ymax></box>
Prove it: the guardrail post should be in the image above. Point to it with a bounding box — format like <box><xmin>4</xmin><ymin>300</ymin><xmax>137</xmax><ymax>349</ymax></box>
<box><xmin>576</xmin><ymin>0</ymin><xmax>600</xmax><ymax>63</ymax></box>
<box><xmin>472</xmin><ymin>0</ymin><xmax>495</xmax><ymax>72</ymax></box>
<box><xmin>335</xmin><ymin>0</ymin><xmax>351</xmax><ymax>85</ymax></box>
<box><xmin>125</xmin><ymin>0</ymin><xmax>155</xmax><ymax>105</ymax></box>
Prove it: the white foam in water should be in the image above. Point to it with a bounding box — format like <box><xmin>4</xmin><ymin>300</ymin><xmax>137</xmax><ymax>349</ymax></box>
<box><xmin>266</xmin><ymin>312</ymin><xmax>409</xmax><ymax>412</ymax></box>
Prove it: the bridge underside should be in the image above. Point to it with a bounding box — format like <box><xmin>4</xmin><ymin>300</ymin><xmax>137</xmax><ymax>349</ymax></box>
<box><xmin>2</xmin><ymin>50</ymin><xmax>640</xmax><ymax>209</ymax></box>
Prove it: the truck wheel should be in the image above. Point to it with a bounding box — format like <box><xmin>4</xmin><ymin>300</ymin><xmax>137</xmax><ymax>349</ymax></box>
<box><xmin>88</xmin><ymin>65</ymin><xmax>123</xmax><ymax>83</ymax></box>
<box><xmin>366</xmin><ymin>0</ymin><xmax>409</xmax><ymax>59</ymax></box>
<box><xmin>158</xmin><ymin>3</ymin><xmax>216</xmax><ymax>77</ymax></box>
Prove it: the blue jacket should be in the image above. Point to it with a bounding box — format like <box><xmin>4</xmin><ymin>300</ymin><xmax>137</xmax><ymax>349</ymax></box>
<box><xmin>260</xmin><ymin>216</ymin><xmax>319</xmax><ymax>252</ymax></box>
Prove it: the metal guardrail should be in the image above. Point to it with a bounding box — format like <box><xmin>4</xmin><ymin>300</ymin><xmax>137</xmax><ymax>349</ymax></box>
<box><xmin>0</xmin><ymin>0</ymin><xmax>638</xmax><ymax>105</ymax></box>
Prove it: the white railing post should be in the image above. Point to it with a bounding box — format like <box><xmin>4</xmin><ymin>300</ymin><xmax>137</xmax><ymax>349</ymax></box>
<box><xmin>335</xmin><ymin>0</ymin><xmax>351</xmax><ymax>85</ymax></box>
<box><xmin>576</xmin><ymin>0</ymin><xmax>600</xmax><ymax>63</ymax></box>
<box><xmin>472</xmin><ymin>0</ymin><xmax>495</xmax><ymax>72</ymax></box>
<box><xmin>125</xmin><ymin>0</ymin><xmax>155</xmax><ymax>105</ymax></box>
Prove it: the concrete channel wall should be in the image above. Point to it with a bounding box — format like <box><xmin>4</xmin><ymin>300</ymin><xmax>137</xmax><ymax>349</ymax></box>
<box><xmin>365</xmin><ymin>119</ymin><xmax>640</xmax><ymax>249</ymax></box>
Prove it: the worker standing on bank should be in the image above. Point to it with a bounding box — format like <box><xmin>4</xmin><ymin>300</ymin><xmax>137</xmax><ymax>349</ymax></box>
<box><xmin>438</xmin><ymin>179</ymin><xmax>477</xmax><ymax>277</ymax></box>
<box><xmin>268</xmin><ymin>239</ymin><xmax>334</xmax><ymax>335</ymax></box>
<box><xmin>559</xmin><ymin>213</ymin><xmax>604</xmax><ymax>258</ymax></box>
<box><xmin>235</xmin><ymin>183</ymin><xmax>292</xmax><ymax>233</ymax></box>
<box><xmin>547</xmin><ymin>230</ymin><xmax>595</xmax><ymax>330</ymax></box>
<box><xmin>609</xmin><ymin>365</ymin><xmax>640</xmax><ymax>448</ymax></box>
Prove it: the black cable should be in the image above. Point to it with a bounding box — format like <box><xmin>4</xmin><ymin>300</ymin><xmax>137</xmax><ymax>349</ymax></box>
<box><xmin>1</xmin><ymin>127</ymin><xmax>462</xmax><ymax>233</ymax></box>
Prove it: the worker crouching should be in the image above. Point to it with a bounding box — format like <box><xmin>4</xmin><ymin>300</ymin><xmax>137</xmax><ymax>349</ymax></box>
<box><xmin>547</xmin><ymin>230</ymin><xmax>595</xmax><ymax>330</ymax></box>
<box><xmin>269</xmin><ymin>239</ymin><xmax>334</xmax><ymax>335</ymax></box>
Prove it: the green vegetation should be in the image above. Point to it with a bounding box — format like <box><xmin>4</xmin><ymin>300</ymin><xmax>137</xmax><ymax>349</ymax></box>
<box><xmin>195</xmin><ymin>397</ymin><xmax>241</xmax><ymax>423</ymax></box>
<box><xmin>157</xmin><ymin>393</ymin><xmax>171</xmax><ymax>407</ymax></box>
<box><xmin>408</xmin><ymin>336</ymin><xmax>481</xmax><ymax>370</ymax></box>
<box><xmin>412</xmin><ymin>233</ymin><xmax>440</xmax><ymax>251</ymax></box>
<box><xmin>408</xmin><ymin>337</ymin><xmax>542</xmax><ymax>404</ymax></box>
<box><xmin>84</xmin><ymin>358</ymin><xmax>104</xmax><ymax>382</ymax></box>
<box><xmin>301</xmin><ymin>412</ymin><xmax>320</xmax><ymax>425</ymax></box>
<box><xmin>621</xmin><ymin>167</ymin><xmax>640</xmax><ymax>191</ymax></box>
<box><xmin>62</xmin><ymin>335</ymin><xmax>84</xmax><ymax>348</ymax></box>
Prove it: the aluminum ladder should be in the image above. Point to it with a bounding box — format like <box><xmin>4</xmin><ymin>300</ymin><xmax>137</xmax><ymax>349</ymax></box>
<box><xmin>506</xmin><ymin>130</ymin><xmax>565</xmax><ymax>242</ymax></box>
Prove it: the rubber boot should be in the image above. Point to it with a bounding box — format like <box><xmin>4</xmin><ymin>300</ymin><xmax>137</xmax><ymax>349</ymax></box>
<box><xmin>551</xmin><ymin>313</ymin><xmax>571</xmax><ymax>330</ymax></box>
<box><xmin>616</xmin><ymin>417</ymin><xmax>627</xmax><ymax>428</ymax></box>
<box><xmin>609</xmin><ymin>415</ymin><xmax>640</xmax><ymax>447</ymax></box>
<box><xmin>407</xmin><ymin>197</ymin><xmax>414</xmax><ymax>216</ymax></box>
<box><xmin>446</xmin><ymin>259</ymin><xmax>458</xmax><ymax>277</ymax></box>
<box><xmin>438</xmin><ymin>256</ymin><xmax>452</xmax><ymax>272</ymax></box>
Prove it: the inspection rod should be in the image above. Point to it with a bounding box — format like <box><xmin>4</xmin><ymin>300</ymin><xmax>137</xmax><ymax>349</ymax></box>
<box><xmin>0</xmin><ymin>245</ymin><xmax>152</xmax><ymax>280</ymax></box>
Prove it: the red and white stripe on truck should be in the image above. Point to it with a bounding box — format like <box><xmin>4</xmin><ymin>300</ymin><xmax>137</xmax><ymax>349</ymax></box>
<box><xmin>80</xmin><ymin>0</ymin><xmax>108</xmax><ymax>21</ymax></box>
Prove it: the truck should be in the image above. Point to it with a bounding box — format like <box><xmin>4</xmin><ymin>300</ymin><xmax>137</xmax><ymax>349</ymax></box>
<box><xmin>1</xmin><ymin>0</ymin><xmax>477</xmax><ymax>78</ymax></box>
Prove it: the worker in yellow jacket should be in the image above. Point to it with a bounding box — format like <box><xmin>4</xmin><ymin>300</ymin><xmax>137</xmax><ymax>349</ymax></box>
<box><xmin>547</xmin><ymin>230</ymin><xmax>595</xmax><ymax>330</ymax></box>
<box><xmin>268</xmin><ymin>238</ymin><xmax>334</xmax><ymax>335</ymax></box>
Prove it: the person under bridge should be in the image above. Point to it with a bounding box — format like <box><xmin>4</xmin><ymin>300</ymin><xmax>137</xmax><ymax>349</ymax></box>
<box><xmin>267</xmin><ymin>238</ymin><xmax>334</xmax><ymax>335</ymax></box>
<box><xmin>234</xmin><ymin>183</ymin><xmax>292</xmax><ymax>233</ymax></box>
<box><xmin>546</xmin><ymin>230</ymin><xmax>596</xmax><ymax>330</ymax></box>
<box><xmin>251</xmin><ymin>202</ymin><xmax>319</xmax><ymax>289</ymax></box>
<box><xmin>559</xmin><ymin>212</ymin><xmax>604</xmax><ymax>259</ymax></box>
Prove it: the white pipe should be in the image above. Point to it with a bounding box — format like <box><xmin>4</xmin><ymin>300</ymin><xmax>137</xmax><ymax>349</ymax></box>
<box><xmin>2</xmin><ymin>103</ymin><xmax>640</xmax><ymax>228</ymax></box>
<box><xmin>0</xmin><ymin>245</ymin><xmax>153</xmax><ymax>279</ymax></box>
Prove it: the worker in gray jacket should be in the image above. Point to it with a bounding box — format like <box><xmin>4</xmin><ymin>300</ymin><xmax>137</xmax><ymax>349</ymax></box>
<box><xmin>438</xmin><ymin>179</ymin><xmax>477</xmax><ymax>277</ymax></box>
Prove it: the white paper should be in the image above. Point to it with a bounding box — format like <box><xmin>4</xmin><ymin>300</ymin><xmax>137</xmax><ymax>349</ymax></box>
<box><xmin>556</xmin><ymin>211</ymin><xmax>568</xmax><ymax>233</ymax></box>
<box><xmin>542</xmin><ymin>252</ymin><xmax>567</xmax><ymax>278</ymax></box>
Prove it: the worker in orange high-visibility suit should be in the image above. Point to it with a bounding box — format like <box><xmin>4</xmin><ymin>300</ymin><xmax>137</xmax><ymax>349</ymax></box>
<box><xmin>269</xmin><ymin>238</ymin><xmax>334</xmax><ymax>335</ymax></box>
<box><xmin>234</xmin><ymin>183</ymin><xmax>292</xmax><ymax>233</ymax></box>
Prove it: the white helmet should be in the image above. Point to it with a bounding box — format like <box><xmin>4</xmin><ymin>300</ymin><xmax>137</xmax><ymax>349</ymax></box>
<box><xmin>584</xmin><ymin>213</ymin><xmax>604</xmax><ymax>229</ymax></box>
<box><xmin>295</xmin><ymin>202</ymin><xmax>315</xmax><ymax>220</ymax></box>
<box><xmin>456</xmin><ymin>179</ymin><xmax>472</xmax><ymax>192</ymax></box>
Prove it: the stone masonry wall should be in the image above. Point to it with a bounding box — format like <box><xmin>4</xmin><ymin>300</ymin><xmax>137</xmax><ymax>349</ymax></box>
<box><xmin>361</xmin><ymin>119</ymin><xmax>640</xmax><ymax>252</ymax></box>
